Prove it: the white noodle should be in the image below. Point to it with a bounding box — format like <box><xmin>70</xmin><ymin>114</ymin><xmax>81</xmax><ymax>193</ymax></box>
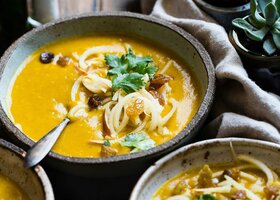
<box><xmin>160</xmin><ymin>60</ymin><xmax>172</xmax><ymax>74</ymax></box>
<box><xmin>117</xmin><ymin>110</ymin><xmax>129</xmax><ymax>133</ymax></box>
<box><xmin>68</xmin><ymin>103</ymin><xmax>89</xmax><ymax>119</ymax></box>
<box><xmin>237</xmin><ymin>154</ymin><xmax>275</xmax><ymax>185</ymax></box>
<box><xmin>72</xmin><ymin>52</ymin><xmax>80</xmax><ymax>60</ymax></box>
<box><xmin>225</xmin><ymin>175</ymin><xmax>261</xmax><ymax>200</ymax></box>
<box><xmin>194</xmin><ymin>185</ymin><xmax>232</xmax><ymax>193</ymax></box>
<box><xmin>240</xmin><ymin>171</ymin><xmax>257</xmax><ymax>181</ymax></box>
<box><xmin>166</xmin><ymin>195</ymin><xmax>190</xmax><ymax>200</ymax></box>
<box><xmin>79</xmin><ymin>45</ymin><xmax>125</xmax><ymax>70</ymax></box>
<box><xmin>82</xmin><ymin>73</ymin><xmax>112</xmax><ymax>94</ymax></box>
<box><xmin>161</xmin><ymin>98</ymin><xmax>177</xmax><ymax>126</ymax></box>
<box><xmin>71</xmin><ymin>76</ymin><xmax>83</xmax><ymax>101</ymax></box>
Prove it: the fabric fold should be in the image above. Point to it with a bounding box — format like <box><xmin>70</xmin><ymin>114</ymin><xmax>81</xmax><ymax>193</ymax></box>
<box><xmin>151</xmin><ymin>0</ymin><xmax>280</xmax><ymax>143</ymax></box>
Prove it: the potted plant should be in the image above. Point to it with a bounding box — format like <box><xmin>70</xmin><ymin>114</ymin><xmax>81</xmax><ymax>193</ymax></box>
<box><xmin>230</xmin><ymin>0</ymin><xmax>280</xmax><ymax>94</ymax></box>
<box><xmin>193</xmin><ymin>0</ymin><xmax>250</xmax><ymax>31</ymax></box>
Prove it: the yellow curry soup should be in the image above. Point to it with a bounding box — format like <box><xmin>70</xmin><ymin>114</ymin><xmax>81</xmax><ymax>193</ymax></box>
<box><xmin>0</xmin><ymin>173</ymin><xmax>30</xmax><ymax>200</ymax></box>
<box><xmin>153</xmin><ymin>152</ymin><xmax>280</xmax><ymax>200</ymax></box>
<box><xmin>9</xmin><ymin>35</ymin><xmax>201</xmax><ymax>158</ymax></box>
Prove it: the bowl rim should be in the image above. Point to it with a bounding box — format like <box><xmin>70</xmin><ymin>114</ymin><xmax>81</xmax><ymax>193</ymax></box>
<box><xmin>0</xmin><ymin>11</ymin><xmax>215</xmax><ymax>164</ymax></box>
<box><xmin>193</xmin><ymin>0</ymin><xmax>250</xmax><ymax>13</ymax></box>
<box><xmin>0</xmin><ymin>139</ymin><xmax>54</xmax><ymax>200</ymax></box>
<box><xmin>130</xmin><ymin>138</ymin><xmax>280</xmax><ymax>199</ymax></box>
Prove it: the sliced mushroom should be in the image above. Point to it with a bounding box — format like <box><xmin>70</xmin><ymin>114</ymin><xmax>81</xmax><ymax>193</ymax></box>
<box><xmin>57</xmin><ymin>56</ymin><xmax>70</xmax><ymax>66</ymax></box>
<box><xmin>100</xmin><ymin>145</ymin><xmax>117</xmax><ymax>157</ymax></box>
<box><xmin>88</xmin><ymin>94</ymin><xmax>101</xmax><ymax>109</ymax></box>
<box><xmin>149</xmin><ymin>74</ymin><xmax>173</xmax><ymax>90</ymax></box>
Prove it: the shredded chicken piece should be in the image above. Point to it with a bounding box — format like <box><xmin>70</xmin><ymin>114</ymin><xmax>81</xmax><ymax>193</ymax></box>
<box><xmin>264</xmin><ymin>186</ymin><xmax>279</xmax><ymax>200</ymax></box>
<box><xmin>100</xmin><ymin>145</ymin><xmax>117</xmax><ymax>157</ymax></box>
<box><xmin>198</xmin><ymin>165</ymin><xmax>213</xmax><ymax>188</ymax></box>
<box><xmin>172</xmin><ymin>180</ymin><xmax>188</xmax><ymax>195</ymax></box>
<box><xmin>231</xmin><ymin>190</ymin><xmax>247</xmax><ymax>200</ymax></box>
<box><xmin>222</xmin><ymin>168</ymin><xmax>240</xmax><ymax>181</ymax></box>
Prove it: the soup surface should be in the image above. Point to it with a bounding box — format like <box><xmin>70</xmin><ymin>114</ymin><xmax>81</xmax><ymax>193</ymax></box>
<box><xmin>0</xmin><ymin>173</ymin><xmax>30</xmax><ymax>200</ymax></box>
<box><xmin>153</xmin><ymin>153</ymin><xmax>280</xmax><ymax>200</ymax></box>
<box><xmin>9</xmin><ymin>35</ymin><xmax>201</xmax><ymax>158</ymax></box>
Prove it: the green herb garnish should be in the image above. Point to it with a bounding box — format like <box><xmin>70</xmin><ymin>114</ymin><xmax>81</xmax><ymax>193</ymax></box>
<box><xmin>120</xmin><ymin>133</ymin><xmax>155</xmax><ymax>152</ymax></box>
<box><xmin>199</xmin><ymin>194</ymin><xmax>216</xmax><ymax>200</ymax></box>
<box><xmin>105</xmin><ymin>48</ymin><xmax>158</xmax><ymax>93</ymax></box>
<box><xmin>103</xmin><ymin>140</ymin><xmax>111</xmax><ymax>146</ymax></box>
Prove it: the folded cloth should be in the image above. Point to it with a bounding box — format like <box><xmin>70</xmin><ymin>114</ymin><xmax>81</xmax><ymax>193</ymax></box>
<box><xmin>150</xmin><ymin>0</ymin><xmax>280</xmax><ymax>142</ymax></box>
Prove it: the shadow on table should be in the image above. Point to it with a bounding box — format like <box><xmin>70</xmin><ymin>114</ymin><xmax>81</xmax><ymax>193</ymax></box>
<box><xmin>44</xmin><ymin>164</ymin><xmax>140</xmax><ymax>200</ymax></box>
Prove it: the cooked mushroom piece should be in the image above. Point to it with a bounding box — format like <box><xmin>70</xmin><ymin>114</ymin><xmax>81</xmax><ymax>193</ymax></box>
<box><xmin>88</xmin><ymin>94</ymin><xmax>102</xmax><ymax>109</ymax></box>
<box><xmin>149</xmin><ymin>74</ymin><xmax>173</xmax><ymax>90</ymax></box>
<box><xmin>57</xmin><ymin>56</ymin><xmax>70</xmax><ymax>66</ymax></box>
<box><xmin>100</xmin><ymin>145</ymin><xmax>117</xmax><ymax>157</ymax></box>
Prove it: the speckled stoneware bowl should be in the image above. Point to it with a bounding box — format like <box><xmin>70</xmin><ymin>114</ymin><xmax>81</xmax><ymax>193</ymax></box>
<box><xmin>0</xmin><ymin>12</ymin><xmax>215</xmax><ymax>177</ymax></box>
<box><xmin>193</xmin><ymin>0</ymin><xmax>250</xmax><ymax>31</ymax></box>
<box><xmin>130</xmin><ymin>138</ymin><xmax>280</xmax><ymax>199</ymax></box>
<box><xmin>0</xmin><ymin>139</ymin><xmax>54</xmax><ymax>200</ymax></box>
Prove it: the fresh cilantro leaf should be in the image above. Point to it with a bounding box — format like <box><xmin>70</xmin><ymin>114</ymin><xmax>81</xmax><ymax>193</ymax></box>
<box><xmin>112</xmin><ymin>73</ymin><xmax>145</xmax><ymax>93</ymax></box>
<box><xmin>103</xmin><ymin>140</ymin><xmax>111</xmax><ymax>146</ymax></box>
<box><xmin>126</xmin><ymin>48</ymin><xmax>153</xmax><ymax>69</ymax></box>
<box><xmin>105</xmin><ymin>48</ymin><xmax>158</xmax><ymax>93</ymax></box>
<box><xmin>121</xmin><ymin>132</ymin><xmax>156</xmax><ymax>152</ymax></box>
<box><xmin>133</xmin><ymin>63</ymin><xmax>158</xmax><ymax>78</ymax></box>
<box><xmin>105</xmin><ymin>54</ymin><xmax>127</xmax><ymax>76</ymax></box>
<box><xmin>199</xmin><ymin>194</ymin><xmax>216</xmax><ymax>200</ymax></box>
<box><xmin>105</xmin><ymin>54</ymin><xmax>126</xmax><ymax>68</ymax></box>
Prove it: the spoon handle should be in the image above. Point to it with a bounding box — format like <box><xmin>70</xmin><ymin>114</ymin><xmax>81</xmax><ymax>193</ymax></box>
<box><xmin>24</xmin><ymin>118</ymin><xmax>70</xmax><ymax>168</ymax></box>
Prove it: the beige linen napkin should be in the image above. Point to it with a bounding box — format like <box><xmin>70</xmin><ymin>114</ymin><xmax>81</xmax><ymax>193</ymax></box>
<box><xmin>150</xmin><ymin>0</ymin><xmax>280</xmax><ymax>143</ymax></box>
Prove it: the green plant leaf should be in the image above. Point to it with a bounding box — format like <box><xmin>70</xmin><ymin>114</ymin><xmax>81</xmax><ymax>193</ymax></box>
<box><xmin>199</xmin><ymin>194</ymin><xmax>216</xmax><ymax>200</ymax></box>
<box><xmin>264</xmin><ymin>3</ymin><xmax>279</xmax><ymax>26</ymax></box>
<box><xmin>250</xmin><ymin>0</ymin><xmax>266</xmax><ymax>26</ymax></box>
<box><xmin>275</xmin><ymin>0</ymin><xmax>280</xmax><ymax>15</ymax></box>
<box><xmin>273</xmin><ymin>18</ymin><xmax>280</xmax><ymax>29</ymax></box>
<box><xmin>257</xmin><ymin>0</ymin><xmax>272</xmax><ymax>14</ymax></box>
<box><xmin>263</xmin><ymin>37</ymin><xmax>277</xmax><ymax>55</ymax></box>
<box><xmin>126</xmin><ymin>48</ymin><xmax>153</xmax><ymax>69</ymax></box>
<box><xmin>232</xmin><ymin>18</ymin><xmax>269</xmax><ymax>41</ymax></box>
<box><xmin>120</xmin><ymin>133</ymin><xmax>155</xmax><ymax>152</ymax></box>
<box><xmin>112</xmin><ymin>73</ymin><xmax>145</xmax><ymax>93</ymax></box>
<box><xmin>272</xmin><ymin>28</ymin><xmax>280</xmax><ymax>49</ymax></box>
<box><xmin>246</xmin><ymin>26</ymin><xmax>270</xmax><ymax>41</ymax></box>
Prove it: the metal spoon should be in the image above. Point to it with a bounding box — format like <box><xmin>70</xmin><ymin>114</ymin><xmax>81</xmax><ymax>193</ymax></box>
<box><xmin>24</xmin><ymin>118</ymin><xmax>70</xmax><ymax>168</ymax></box>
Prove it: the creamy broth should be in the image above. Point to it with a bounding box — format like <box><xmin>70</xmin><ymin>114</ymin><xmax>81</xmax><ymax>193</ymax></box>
<box><xmin>153</xmin><ymin>154</ymin><xmax>280</xmax><ymax>200</ymax></box>
<box><xmin>9</xmin><ymin>35</ymin><xmax>201</xmax><ymax>158</ymax></box>
<box><xmin>0</xmin><ymin>173</ymin><xmax>30</xmax><ymax>200</ymax></box>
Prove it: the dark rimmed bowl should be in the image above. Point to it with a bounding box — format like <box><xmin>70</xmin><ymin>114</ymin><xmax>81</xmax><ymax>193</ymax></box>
<box><xmin>130</xmin><ymin>138</ymin><xmax>280</xmax><ymax>199</ymax></box>
<box><xmin>0</xmin><ymin>139</ymin><xmax>54</xmax><ymax>200</ymax></box>
<box><xmin>229</xmin><ymin>28</ymin><xmax>280</xmax><ymax>94</ymax></box>
<box><xmin>193</xmin><ymin>0</ymin><xmax>250</xmax><ymax>31</ymax></box>
<box><xmin>0</xmin><ymin>12</ymin><xmax>215</xmax><ymax>177</ymax></box>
